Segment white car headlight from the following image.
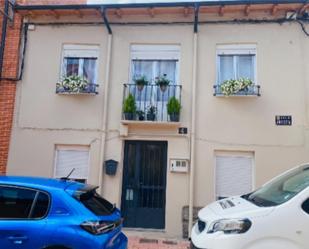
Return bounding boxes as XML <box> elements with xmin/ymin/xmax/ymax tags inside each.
<box><xmin>208</xmin><ymin>218</ymin><xmax>252</xmax><ymax>234</ymax></box>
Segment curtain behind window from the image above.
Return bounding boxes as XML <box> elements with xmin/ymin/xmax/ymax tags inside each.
<box><xmin>65</xmin><ymin>58</ymin><xmax>79</xmax><ymax>77</ymax></box>
<box><xmin>237</xmin><ymin>55</ymin><xmax>254</xmax><ymax>80</ymax></box>
<box><xmin>218</xmin><ymin>54</ymin><xmax>255</xmax><ymax>84</ymax></box>
<box><xmin>83</xmin><ymin>58</ymin><xmax>96</xmax><ymax>83</ymax></box>
<box><xmin>131</xmin><ymin>60</ymin><xmax>177</xmax><ymax>102</ymax></box>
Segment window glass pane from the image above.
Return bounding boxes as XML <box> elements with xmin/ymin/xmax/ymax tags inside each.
<box><xmin>0</xmin><ymin>186</ymin><xmax>36</xmax><ymax>218</ymax></box>
<box><xmin>245</xmin><ymin>166</ymin><xmax>309</xmax><ymax>207</ymax></box>
<box><xmin>302</xmin><ymin>199</ymin><xmax>309</xmax><ymax>214</ymax></box>
<box><xmin>31</xmin><ymin>192</ymin><xmax>49</xmax><ymax>219</ymax></box>
<box><xmin>65</xmin><ymin>58</ymin><xmax>79</xmax><ymax>77</ymax></box>
<box><xmin>131</xmin><ymin>60</ymin><xmax>154</xmax><ymax>102</ymax></box>
<box><xmin>237</xmin><ymin>55</ymin><xmax>254</xmax><ymax>81</ymax></box>
<box><xmin>132</xmin><ymin>60</ymin><xmax>153</xmax><ymax>83</ymax></box>
<box><xmin>83</xmin><ymin>58</ymin><xmax>96</xmax><ymax>83</ymax></box>
<box><xmin>79</xmin><ymin>191</ymin><xmax>114</xmax><ymax>216</ymax></box>
<box><xmin>219</xmin><ymin>55</ymin><xmax>234</xmax><ymax>83</ymax></box>
<box><xmin>157</xmin><ymin>60</ymin><xmax>177</xmax><ymax>102</ymax></box>
<box><xmin>158</xmin><ymin>60</ymin><xmax>176</xmax><ymax>84</ymax></box>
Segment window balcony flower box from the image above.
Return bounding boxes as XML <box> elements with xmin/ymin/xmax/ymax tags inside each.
<box><xmin>213</xmin><ymin>78</ymin><xmax>260</xmax><ymax>97</ymax></box>
<box><xmin>56</xmin><ymin>75</ymin><xmax>98</xmax><ymax>95</ymax></box>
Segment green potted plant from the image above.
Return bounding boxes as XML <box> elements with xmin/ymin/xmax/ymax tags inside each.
<box><xmin>147</xmin><ymin>105</ymin><xmax>157</xmax><ymax>121</ymax></box>
<box><xmin>167</xmin><ymin>96</ymin><xmax>181</xmax><ymax>122</ymax></box>
<box><xmin>136</xmin><ymin>110</ymin><xmax>145</xmax><ymax>121</ymax></box>
<box><xmin>220</xmin><ymin>78</ymin><xmax>253</xmax><ymax>96</ymax></box>
<box><xmin>155</xmin><ymin>74</ymin><xmax>170</xmax><ymax>92</ymax></box>
<box><xmin>134</xmin><ymin>75</ymin><xmax>149</xmax><ymax>91</ymax></box>
<box><xmin>123</xmin><ymin>93</ymin><xmax>137</xmax><ymax>120</ymax></box>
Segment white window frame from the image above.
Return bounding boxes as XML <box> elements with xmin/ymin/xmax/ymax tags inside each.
<box><xmin>214</xmin><ymin>151</ymin><xmax>255</xmax><ymax>200</ymax></box>
<box><xmin>60</xmin><ymin>44</ymin><xmax>100</xmax><ymax>83</ymax></box>
<box><xmin>54</xmin><ymin>145</ymin><xmax>90</xmax><ymax>182</ymax></box>
<box><xmin>216</xmin><ymin>44</ymin><xmax>257</xmax><ymax>84</ymax></box>
<box><xmin>129</xmin><ymin>44</ymin><xmax>181</xmax><ymax>85</ymax></box>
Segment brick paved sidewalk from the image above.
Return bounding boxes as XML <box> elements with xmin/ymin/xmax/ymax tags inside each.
<box><xmin>128</xmin><ymin>236</ymin><xmax>190</xmax><ymax>249</ymax></box>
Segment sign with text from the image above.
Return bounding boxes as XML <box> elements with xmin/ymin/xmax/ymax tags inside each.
<box><xmin>276</xmin><ymin>116</ymin><xmax>292</xmax><ymax>126</ymax></box>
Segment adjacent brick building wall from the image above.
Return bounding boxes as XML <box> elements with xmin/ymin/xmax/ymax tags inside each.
<box><xmin>0</xmin><ymin>0</ymin><xmax>22</xmax><ymax>175</ymax></box>
<box><xmin>0</xmin><ymin>0</ymin><xmax>87</xmax><ymax>174</ymax></box>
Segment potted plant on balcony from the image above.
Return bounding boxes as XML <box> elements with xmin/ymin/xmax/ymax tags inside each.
<box><xmin>136</xmin><ymin>110</ymin><xmax>145</xmax><ymax>121</ymax></box>
<box><xmin>220</xmin><ymin>78</ymin><xmax>253</xmax><ymax>96</ymax></box>
<box><xmin>146</xmin><ymin>105</ymin><xmax>157</xmax><ymax>121</ymax></box>
<box><xmin>167</xmin><ymin>96</ymin><xmax>181</xmax><ymax>122</ymax></box>
<box><xmin>123</xmin><ymin>93</ymin><xmax>137</xmax><ymax>120</ymax></box>
<box><xmin>155</xmin><ymin>74</ymin><xmax>170</xmax><ymax>92</ymax></box>
<box><xmin>56</xmin><ymin>75</ymin><xmax>88</xmax><ymax>93</ymax></box>
<box><xmin>134</xmin><ymin>75</ymin><xmax>148</xmax><ymax>91</ymax></box>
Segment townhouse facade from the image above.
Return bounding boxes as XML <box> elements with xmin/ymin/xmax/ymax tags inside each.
<box><xmin>4</xmin><ymin>0</ymin><xmax>309</xmax><ymax>238</ymax></box>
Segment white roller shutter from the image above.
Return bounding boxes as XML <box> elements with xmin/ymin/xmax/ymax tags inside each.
<box><xmin>131</xmin><ymin>44</ymin><xmax>180</xmax><ymax>60</ymax></box>
<box><xmin>215</xmin><ymin>154</ymin><xmax>253</xmax><ymax>199</ymax></box>
<box><xmin>62</xmin><ymin>44</ymin><xmax>99</xmax><ymax>58</ymax></box>
<box><xmin>54</xmin><ymin>146</ymin><xmax>90</xmax><ymax>180</ymax></box>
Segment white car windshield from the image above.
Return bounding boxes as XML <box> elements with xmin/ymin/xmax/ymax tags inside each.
<box><xmin>242</xmin><ymin>165</ymin><xmax>309</xmax><ymax>207</ymax></box>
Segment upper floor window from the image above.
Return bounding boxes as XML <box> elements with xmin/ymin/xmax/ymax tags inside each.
<box><xmin>123</xmin><ymin>45</ymin><xmax>182</xmax><ymax>122</ymax></box>
<box><xmin>131</xmin><ymin>44</ymin><xmax>180</xmax><ymax>84</ymax></box>
<box><xmin>61</xmin><ymin>44</ymin><xmax>99</xmax><ymax>84</ymax></box>
<box><xmin>57</xmin><ymin>45</ymin><xmax>99</xmax><ymax>94</ymax></box>
<box><xmin>217</xmin><ymin>44</ymin><xmax>256</xmax><ymax>84</ymax></box>
<box><xmin>214</xmin><ymin>44</ymin><xmax>259</xmax><ymax>96</ymax></box>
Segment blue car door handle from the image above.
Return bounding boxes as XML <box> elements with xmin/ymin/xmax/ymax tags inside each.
<box><xmin>8</xmin><ymin>236</ymin><xmax>28</xmax><ymax>244</ymax></box>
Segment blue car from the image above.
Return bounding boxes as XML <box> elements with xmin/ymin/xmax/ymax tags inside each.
<box><xmin>0</xmin><ymin>176</ymin><xmax>128</xmax><ymax>249</ymax></box>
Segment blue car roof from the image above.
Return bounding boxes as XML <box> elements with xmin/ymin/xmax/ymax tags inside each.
<box><xmin>0</xmin><ymin>176</ymin><xmax>85</xmax><ymax>192</ymax></box>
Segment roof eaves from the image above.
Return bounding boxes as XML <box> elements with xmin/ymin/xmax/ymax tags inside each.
<box><xmin>14</xmin><ymin>0</ymin><xmax>308</xmax><ymax>11</ymax></box>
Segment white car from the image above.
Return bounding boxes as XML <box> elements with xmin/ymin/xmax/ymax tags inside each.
<box><xmin>191</xmin><ymin>164</ymin><xmax>309</xmax><ymax>249</ymax></box>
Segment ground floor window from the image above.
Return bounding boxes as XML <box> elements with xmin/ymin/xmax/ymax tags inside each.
<box><xmin>54</xmin><ymin>145</ymin><xmax>90</xmax><ymax>183</ymax></box>
<box><xmin>215</xmin><ymin>152</ymin><xmax>254</xmax><ymax>200</ymax></box>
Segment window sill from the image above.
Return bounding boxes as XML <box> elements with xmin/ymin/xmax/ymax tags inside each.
<box><xmin>56</xmin><ymin>91</ymin><xmax>98</xmax><ymax>96</ymax></box>
<box><xmin>121</xmin><ymin>120</ymin><xmax>181</xmax><ymax>127</ymax></box>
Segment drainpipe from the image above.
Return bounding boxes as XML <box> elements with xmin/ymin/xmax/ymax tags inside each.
<box><xmin>98</xmin><ymin>8</ymin><xmax>113</xmax><ymax>194</ymax></box>
<box><xmin>0</xmin><ymin>0</ymin><xmax>10</xmax><ymax>78</ymax></box>
<box><xmin>188</xmin><ymin>4</ymin><xmax>199</xmax><ymax>238</ymax></box>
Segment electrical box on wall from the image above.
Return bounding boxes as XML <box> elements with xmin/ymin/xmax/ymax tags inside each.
<box><xmin>170</xmin><ymin>159</ymin><xmax>189</xmax><ymax>173</ymax></box>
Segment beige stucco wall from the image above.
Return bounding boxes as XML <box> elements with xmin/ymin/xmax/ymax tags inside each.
<box><xmin>7</xmin><ymin>15</ymin><xmax>309</xmax><ymax>238</ymax></box>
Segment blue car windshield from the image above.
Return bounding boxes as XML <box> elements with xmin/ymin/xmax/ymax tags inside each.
<box><xmin>242</xmin><ymin>165</ymin><xmax>309</xmax><ymax>207</ymax></box>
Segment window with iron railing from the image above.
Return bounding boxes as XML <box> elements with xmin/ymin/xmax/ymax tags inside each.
<box><xmin>214</xmin><ymin>44</ymin><xmax>260</xmax><ymax>96</ymax></box>
<box><xmin>123</xmin><ymin>45</ymin><xmax>182</xmax><ymax>122</ymax></box>
<box><xmin>122</xmin><ymin>83</ymin><xmax>182</xmax><ymax>122</ymax></box>
<box><xmin>56</xmin><ymin>45</ymin><xmax>99</xmax><ymax>95</ymax></box>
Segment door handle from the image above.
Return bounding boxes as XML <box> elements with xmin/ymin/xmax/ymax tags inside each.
<box><xmin>8</xmin><ymin>236</ymin><xmax>28</xmax><ymax>244</ymax></box>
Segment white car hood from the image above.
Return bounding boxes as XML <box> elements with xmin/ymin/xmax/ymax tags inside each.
<box><xmin>199</xmin><ymin>196</ymin><xmax>275</xmax><ymax>220</ymax></box>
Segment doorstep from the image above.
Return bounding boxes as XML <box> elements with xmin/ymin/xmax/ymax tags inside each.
<box><xmin>127</xmin><ymin>236</ymin><xmax>190</xmax><ymax>249</ymax></box>
<box><xmin>125</xmin><ymin>230</ymin><xmax>190</xmax><ymax>249</ymax></box>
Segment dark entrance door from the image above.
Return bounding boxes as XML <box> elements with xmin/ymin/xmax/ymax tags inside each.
<box><xmin>121</xmin><ymin>140</ymin><xmax>167</xmax><ymax>229</ymax></box>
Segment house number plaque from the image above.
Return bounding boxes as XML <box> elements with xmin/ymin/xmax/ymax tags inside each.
<box><xmin>178</xmin><ymin>127</ymin><xmax>188</xmax><ymax>134</ymax></box>
<box><xmin>276</xmin><ymin>115</ymin><xmax>292</xmax><ymax>126</ymax></box>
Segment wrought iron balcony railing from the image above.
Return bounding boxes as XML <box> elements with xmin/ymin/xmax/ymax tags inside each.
<box><xmin>56</xmin><ymin>83</ymin><xmax>99</xmax><ymax>95</ymax></box>
<box><xmin>122</xmin><ymin>83</ymin><xmax>182</xmax><ymax>122</ymax></box>
<box><xmin>213</xmin><ymin>84</ymin><xmax>261</xmax><ymax>97</ymax></box>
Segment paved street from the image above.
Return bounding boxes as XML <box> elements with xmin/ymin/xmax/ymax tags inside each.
<box><xmin>128</xmin><ymin>236</ymin><xmax>190</xmax><ymax>249</ymax></box>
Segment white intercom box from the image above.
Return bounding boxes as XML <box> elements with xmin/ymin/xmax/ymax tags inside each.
<box><xmin>170</xmin><ymin>159</ymin><xmax>189</xmax><ymax>173</ymax></box>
